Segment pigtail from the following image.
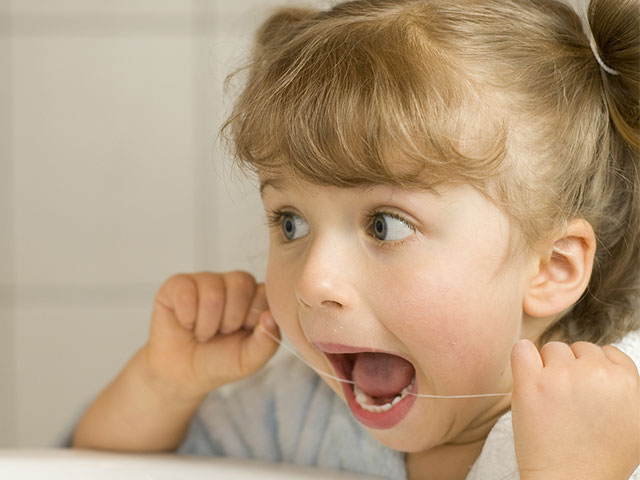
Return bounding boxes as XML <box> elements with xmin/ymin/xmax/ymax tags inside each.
<box><xmin>553</xmin><ymin>0</ymin><xmax>640</xmax><ymax>344</ymax></box>
<box><xmin>588</xmin><ymin>0</ymin><xmax>640</xmax><ymax>150</ymax></box>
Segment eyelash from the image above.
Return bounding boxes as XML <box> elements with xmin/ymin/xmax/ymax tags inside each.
<box><xmin>265</xmin><ymin>208</ymin><xmax>417</xmax><ymax>248</ymax></box>
<box><xmin>366</xmin><ymin>209</ymin><xmax>416</xmax><ymax>248</ymax></box>
<box><xmin>265</xmin><ymin>208</ymin><xmax>291</xmax><ymax>230</ymax></box>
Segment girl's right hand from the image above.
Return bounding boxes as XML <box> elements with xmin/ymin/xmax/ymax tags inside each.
<box><xmin>143</xmin><ymin>271</ymin><xmax>281</xmax><ymax>400</ymax></box>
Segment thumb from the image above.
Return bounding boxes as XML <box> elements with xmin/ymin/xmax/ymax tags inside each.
<box><xmin>510</xmin><ymin>339</ymin><xmax>543</xmax><ymax>386</ymax></box>
<box><xmin>238</xmin><ymin>310</ymin><xmax>281</xmax><ymax>374</ymax></box>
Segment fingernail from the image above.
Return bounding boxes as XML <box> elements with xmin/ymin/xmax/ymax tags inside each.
<box><xmin>512</xmin><ymin>338</ymin><xmax>536</xmax><ymax>355</ymax></box>
<box><xmin>262</xmin><ymin>311</ymin><xmax>276</xmax><ymax>330</ymax></box>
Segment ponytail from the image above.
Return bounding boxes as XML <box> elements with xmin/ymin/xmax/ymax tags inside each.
<box><xmin>588</xmin><ymin>0</ymin><xmax>639</xmax><ymax>150</ymax></box>
<box><xmin>549</xmin><ymin>0</ymin><xmax>640</xmax><ymax>344</ymax></box>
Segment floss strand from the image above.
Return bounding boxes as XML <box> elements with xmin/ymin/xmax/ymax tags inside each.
<box><xmin>259</xmin><ymin>326</ymin><xmax>512</xmax><ymax>399</ymax></box>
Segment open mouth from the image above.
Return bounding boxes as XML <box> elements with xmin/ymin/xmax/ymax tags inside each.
<box><xmin>324</xmin><ymin>350</ymin><xmax>418</xmax><ymax>428</ymax></box>
<box><xmin>353</xmin><ymin>375</ymin><xmax>416</xmax><ymax>412</ymax></box>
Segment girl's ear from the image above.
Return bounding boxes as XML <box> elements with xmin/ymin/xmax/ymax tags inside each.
<box><xmin>523</xmin><ymin>219</ymin><xmax>596</xmax><ymax>318</ymax></box>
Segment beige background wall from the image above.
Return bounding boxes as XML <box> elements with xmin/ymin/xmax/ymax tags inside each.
<box><xmin>0</xmin><ymin>0</ymin><xmax>303</xmax><ymax>447</ymax></box>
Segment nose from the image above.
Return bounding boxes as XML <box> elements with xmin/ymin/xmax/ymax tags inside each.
<box><xmin>295</xmin><ymin>234</ymin><xmax>356</xmax><ymax>312</ymax></box>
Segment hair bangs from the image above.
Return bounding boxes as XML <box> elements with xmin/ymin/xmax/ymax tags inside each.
<box><xmin>224</xmin><ymin>6</ymin><xmax>508</xmax><ymax>189</ymax></box>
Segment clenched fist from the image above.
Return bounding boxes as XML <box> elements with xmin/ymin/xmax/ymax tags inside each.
<box><xmin>144</xmin><ymin>271</ymin><xmax>281</xmax><ymax>400</ymax></box>
<box><xmin>511</xmin><ymin>339</ymin><xmax>640</xmax><ymax>480</ymax></box>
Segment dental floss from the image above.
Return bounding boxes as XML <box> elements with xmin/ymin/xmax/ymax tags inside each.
<box><xmin>260</xmin><ymin>326</ymin><xmax>512</xmax><ymax>399</ymax></box>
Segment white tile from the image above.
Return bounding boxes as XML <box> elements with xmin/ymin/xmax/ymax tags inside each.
<box><xmin>15</xmin><ymin>304</ymin><xmax>150</xmax><ymax>447</ymax></box>
<box><xmin>12</xmin><ymin>36</ymin><xmax>197</xmax><ymax>287</ymax></box>
<box><xmin>211</xmin><ymin>168</ymin><xmax>269</xmax><ymax>278</ymax></box>
<box><xmin>189</xmin><ymin>27</ymin><xmax>270</xmax><ymax>278</ymax></box>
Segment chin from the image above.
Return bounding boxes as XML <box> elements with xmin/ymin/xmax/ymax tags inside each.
<box><xmin>364</xmin><ymin>422</ymin><xmax>438</xmax><ymax>453</ymax></box>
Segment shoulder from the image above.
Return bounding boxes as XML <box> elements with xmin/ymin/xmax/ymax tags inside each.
<box><xmin>466</xmin><ymin>410</ymin><xmax>517</xmax><ymax>480</ymax></box>
<box><xmin>468</xmin><ymin>329</ymin><xmax>640</xmax><ymax>480</ymax></box>
<box><xmin>613</xmin><ymin>328</ymin><xmax>640</xmax><ymax>372</ymax></box>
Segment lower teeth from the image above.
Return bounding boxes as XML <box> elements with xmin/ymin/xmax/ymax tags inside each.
<box><xmin>353</xmin><ymin>376</ymin><xmax>415</xmax><ymax>413</ymax></box>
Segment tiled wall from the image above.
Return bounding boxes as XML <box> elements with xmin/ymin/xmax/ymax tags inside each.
<box><xmin>0</xmin><ymin>0</ymin><xmax>288</xmax><ymax>447</ymax></box>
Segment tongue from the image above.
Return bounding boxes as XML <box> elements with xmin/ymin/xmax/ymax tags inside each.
<box><xmin>352</xmin><ymin>352</ymin><xmax>415</xmax><ymax>398</ymax></box>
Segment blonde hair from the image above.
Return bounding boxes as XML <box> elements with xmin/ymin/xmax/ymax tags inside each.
<box><xmin>223</xmin><ymin>0</ymin><xmax>640</xmax><ymax>345</ymax></box>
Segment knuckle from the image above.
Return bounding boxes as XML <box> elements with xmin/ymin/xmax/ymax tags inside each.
<box><xmin>570</xmin><ymin>340</ymin><xmax>591</xmax><ymax>348</ymax></box>
<box><xmin>168</xmin><ymin>274</ymin><xmax>195</xmax><ymax>296</ymax></box>
<box><xmin>540</xmin><ymin>341</ymin><xmax>568</xmax><ymax>355</ymax></box>
<box><xmin>202</xmin><ymin>287</ymin><xmax>224</xmax><ymax>311</ymax></box>
<box><xmin>167</xmin><ymin>272</ymin><xmax>190</xmax><ymax>288</ymax></box>
<box><xmin>226</xmin><ymin>271</ymin><xmax>256</xmax><ymax>297</ymax></box>
<box><xmin>162</xmin><ymin>274</ymin><xmax>197</xmax><ymax>305</ymax></box>
<box><xmin>590</xmin><ymin>364</ymin><xmax>609</xmax><ymax>382</ymax></box>
<box><xmin>178</xmin><ymin>288</ymin><xmax>198</xmax><ymax>307</ymax></box>
<box><xmin>200</xmin><ymin>284</ymin><xmax>221</xmax><ymax>300</ymax></box>
<box><xmin>195</xmin><ymin>273</ymin><xmax>224</xmax><ymax>305</ymax></box>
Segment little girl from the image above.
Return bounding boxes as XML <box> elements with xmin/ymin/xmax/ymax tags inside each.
<box><xmin>72</xmin><ymin>0</ymin><xmax>640</xmax><ymax>478</ymax></box>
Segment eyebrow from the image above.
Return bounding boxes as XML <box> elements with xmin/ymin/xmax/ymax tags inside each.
<box><xmin>259</xmin><ymin>178</ymin><xmax>284</xmax><ymax>196</ymax></box>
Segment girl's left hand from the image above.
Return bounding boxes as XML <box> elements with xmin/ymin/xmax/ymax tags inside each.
<box><xmin>510</xmin><ymin>339</ymin><xmax>640</xmax><ymax>480</ymax></box>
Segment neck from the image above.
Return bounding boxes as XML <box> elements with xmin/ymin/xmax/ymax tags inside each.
<box><xmin>405</xmin><ymin>402</ymin><xmax>510</xmax><ymax>480</ymax></box>
<box><xmin>406</xmin><ymin>438</ymin><xmax>486</xmax><ymax>480</ymax></box>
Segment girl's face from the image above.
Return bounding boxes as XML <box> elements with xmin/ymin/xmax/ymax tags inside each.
<box><xmin>262</xmin><ymin>178</ymin><xmax>538</xmax><ymax>452</ymax></box>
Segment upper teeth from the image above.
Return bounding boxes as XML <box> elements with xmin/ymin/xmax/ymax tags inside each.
<box><xmin>353</xmin><ymin>375</ymin><xmax>415</xmax><ymax>413</ymax></box>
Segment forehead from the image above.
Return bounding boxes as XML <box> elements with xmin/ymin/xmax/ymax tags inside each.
<box><xmin>258</xmin><ymin>175</ymin><xmax>415</xmax><ymax>200</ymax></box>
<box><xmin>258</xmin><ymin>173</ymin><xmax>458</xmax><ymax>213</ymax></box>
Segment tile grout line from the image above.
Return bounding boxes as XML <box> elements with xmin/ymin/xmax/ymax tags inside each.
<box><xmin>11</xmin><ymin>283</ymin><xmax>159</xmax><ymax>308</ymax></box>
<box><xmin>4</xmin><ymin>0</ymin><xmax>16</xmax><ymax>447</ymax></box>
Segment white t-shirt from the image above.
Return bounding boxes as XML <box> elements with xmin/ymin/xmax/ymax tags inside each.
<box><xmin>179</xmin><ymin>330</ymin><xmax>640</xmax><ymax>479</ymax></box>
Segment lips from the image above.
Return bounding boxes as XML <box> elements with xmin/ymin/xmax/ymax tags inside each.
<box><xmin>315</xmin><ymin>343</ymin><xmax>419</xmax><ymax>430</ymax></box>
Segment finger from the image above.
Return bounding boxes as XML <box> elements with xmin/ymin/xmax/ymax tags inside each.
<box><xmin>569</xmin><ymin>341</ymin><xmax>605</xmax><ymax>360</ymax></box>
<box><xmin>602</xmin><ymin>344</ymin><xmax>639</xmax><ymax>371</ymax></box>
<box><xmin>511</xmin><ymin>339</ymin><xmax>543</xmax><ymax>382</ymax></box>
<box><xmin>219</xmin><ymin>271</ymin><xmax>257</xmax><ymax>335</ymax></box>
<box><xmin>539</xmin><ymin>341</ymin><xmax>575</xmax><ymax>367</ymax></box>
<box><xmin>244</xmin><ymin>283</ymin><xmax>268</xmax><ymax>330</ymax></box>
<box><xmin>156</xmin><ymin>274</ymin><xmax>198</xmax><ymax>331</ymax></box>
<box><xmin>238</xmin><ymin>310</ymin><xmax>281</xmax><ymax>373</ymax></box>
<box><xmin>192</xmin><ymin>273</ymin><xmax>225</xmax><ymax>343</ymax></box>
<box><xmin>203</xmin><ymin>310</ymin><xmax>281</xmax><ymax>386</ymax></box>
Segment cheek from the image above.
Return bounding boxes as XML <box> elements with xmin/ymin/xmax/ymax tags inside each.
<box><xmin>265</xmin><ymin>254</ymin><xmax>294</xmax><ymax>328</ymax></box>
<box><xmin>265</xmin><ymin>252</ymin><xmax>312</xmax><ymax>348</ymax></box>
<box><xmin>378</xmin><ymin>259</ymin><xmax>522</xmax><ymax>388</ymax></box>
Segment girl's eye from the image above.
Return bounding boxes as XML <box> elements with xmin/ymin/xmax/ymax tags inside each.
<box><xmin>281</xmin><ymin>213</ymin><xmax>309</xmax><ymax>241</ymax></box>
<box><xmin>370</xmin><ymin>213</ymin><xmax>414</xmax><ymax>241</ymax></box>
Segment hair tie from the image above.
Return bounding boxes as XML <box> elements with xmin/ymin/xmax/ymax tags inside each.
<box><xmin>589</xmin><ymin>37</ymin><xmax>620</xmax><ymax>76</ymax></box>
